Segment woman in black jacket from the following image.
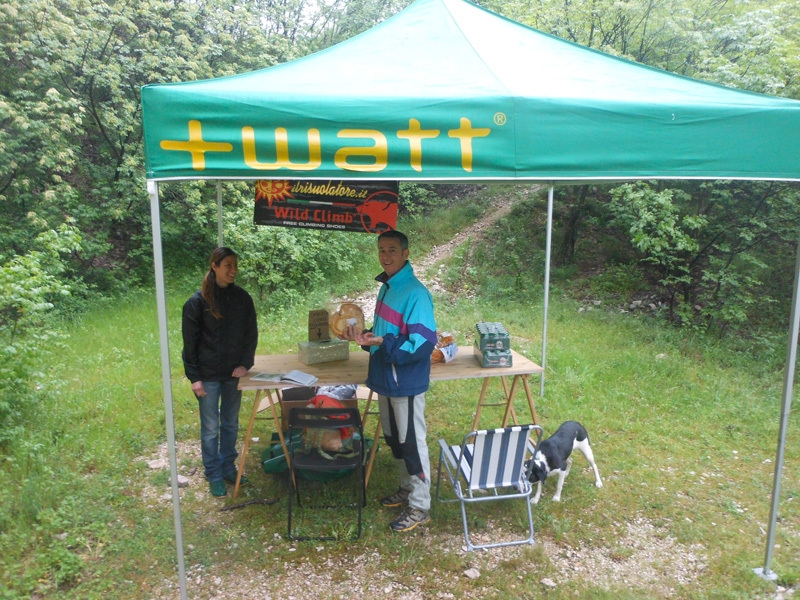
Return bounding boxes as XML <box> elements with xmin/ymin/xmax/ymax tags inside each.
<box><xmin>182</xmin><ymin>247</ymin><xmax>258</xmax><ymax>498</ymax></box>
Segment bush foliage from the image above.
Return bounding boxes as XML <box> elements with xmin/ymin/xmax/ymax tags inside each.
<box><xmin>0</xmin><ymin>222</ymin><xmax>81</xmax><ymax>445</ymax></box>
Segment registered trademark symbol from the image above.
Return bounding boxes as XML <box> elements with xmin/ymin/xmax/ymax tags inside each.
<box><xmin>494</xmin><ymin>112</ymin><xmax>507</xmax><ymax>126</ymax></box>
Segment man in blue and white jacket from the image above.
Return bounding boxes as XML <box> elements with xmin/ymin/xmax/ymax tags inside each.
<box><xmin>343</xmin><ymin>230</ymin><xmax>437</xmax><ymax>532</ymax></box>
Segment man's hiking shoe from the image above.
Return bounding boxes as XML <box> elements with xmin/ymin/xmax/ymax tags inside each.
<box><xmin>380</xmin><ymin>488</ymin><xmax>410</xmax><ymax>508</ymax></box>
<box><xmin>223</xmin><ymin>471</ymin><xmax>248</xmax><ymax>486</ymax></box>
<box><xmin>209</xmin><ymin>479</ymin><xmax>227</xmax><ymax>497</ymax></box>
<box><xmin>390</xmin><ymin>507</ymin><xmax>430</xmax><ymax>532</ymax></box>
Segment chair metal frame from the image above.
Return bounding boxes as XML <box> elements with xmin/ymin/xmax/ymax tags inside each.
<box><xmin>287</xmin><ymin>407</ymin><xmax>365</xmax><ymax>541</ymax></box>
<box><xmin>435</xmin><ymin>424</ymin><xmax>543</xmax><ymax>551</ymax></box>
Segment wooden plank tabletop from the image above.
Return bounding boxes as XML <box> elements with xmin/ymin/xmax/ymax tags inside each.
<box><xmin>239</xmin><ymin>345</ymin><xmax>542</xmax><ymax>391</ymax></box>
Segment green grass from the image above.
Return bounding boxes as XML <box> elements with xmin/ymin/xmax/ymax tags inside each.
<box><xmin>1</xmin><ymin>195</ymin><xmax>799</xmax><ymax>598</ymax></box>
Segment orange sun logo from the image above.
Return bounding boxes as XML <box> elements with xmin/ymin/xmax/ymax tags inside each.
<box><xmin>255</xmin><ymin>180</ymin><xmax>294</xmax><ymax>207</ymax></box>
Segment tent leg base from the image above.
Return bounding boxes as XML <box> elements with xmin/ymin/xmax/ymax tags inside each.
<box><xmin>753</xmin><ymin>567</ymin><xmax>778</xmax><ymax>581</ymax></box>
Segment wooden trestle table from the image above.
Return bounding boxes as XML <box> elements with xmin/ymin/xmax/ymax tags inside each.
<box><xmin>234</xmin><ymin>345</ymin><xmax>543</xmax><ymax>497</ymax></box>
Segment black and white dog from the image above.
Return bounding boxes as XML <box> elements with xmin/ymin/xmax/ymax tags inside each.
<box><xmin>528</xmin><ymin>421</ymin><xmax>602</xmax><ymax>504</ymax></box>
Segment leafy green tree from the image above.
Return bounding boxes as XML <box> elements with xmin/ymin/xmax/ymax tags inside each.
<box><xmin>485</xmin><ymin>0</ymin><xmax>800</xmax><ymax>99</ymax></box>
<box><xmin>398</xmin><ymin>183</ymin><xmax>446</xmax><ymax>220</ymax></box>
<box><xmin>608</xmin><ymin>182</ymin><xmax>705</xmax><ymax>319</ymax></box>
<box><xmin>1</xmin><ymin>0</ymin><xmax>397</xmax><ymax>296</ymax></box>
<box><xmin>600</xmin><ymin>180</ymin><xmax>800</xmax><ymax>334</ymax></box>
<box><xmin>0</xmin><ymin>221</ymin><xmax>81</xmax><ymax>444</ymax></box>
<box><xmin>307</xmin><ymin>0</ymin><xmax>411</xmax><ymax>50</ymax></box>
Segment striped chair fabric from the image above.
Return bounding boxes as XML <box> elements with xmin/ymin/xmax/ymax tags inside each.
<box><xmin>449</xmin><ymin>426</ymin><xmax>530</xmax><ymax>491</ymax></box>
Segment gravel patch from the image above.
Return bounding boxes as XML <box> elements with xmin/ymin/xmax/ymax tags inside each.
<box><xmin>540</xmin><ymin>518</ymin><xmax>706</xmax><ymax>594</ymax></box>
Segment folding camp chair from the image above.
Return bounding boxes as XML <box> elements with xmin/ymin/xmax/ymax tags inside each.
<box><xmin>287</xmin><ymin>407</ymin><xmax>365</xmax><ymax>541</ymax></box>
<box><xmin>435</xmin><ymin>424</ymin><xmax>543</xmax><ymax>551</ymax></box>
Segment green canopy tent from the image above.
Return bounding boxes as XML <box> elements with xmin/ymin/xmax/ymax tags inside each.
<box><xmin>142</xmin><ymin>0</ymin><xmax>800</xmax><ymax>181</ymax></box>
<box><xmin>140</xmin><ymin>0</ymin><xmax>800</xmax><ymax>596</ymax></box>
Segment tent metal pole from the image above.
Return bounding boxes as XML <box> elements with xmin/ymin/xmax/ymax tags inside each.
<box><xmin>540</xmin><ymin>185</ymin><xmax>554</xmax><ymax>397</ymax></box>
<box><xmin>754</xmin><ymin>233</ymin><xmax>800</xmax><ymax>581</ymax></box>
<box><xmin>148</xmin><ymin>180</ymin><xmax>189</xmax><ymax>600</ymax></box>
<box><xmin>217</xmin><ymin>181</ymin><xmax>223</xmax><ymax>246</ymax></box>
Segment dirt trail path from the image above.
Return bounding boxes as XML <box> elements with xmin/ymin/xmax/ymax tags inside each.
<box><xmin>417</xmin><ymin>193</ymin><xmax>520</xmax><ymax>275</ymax></box>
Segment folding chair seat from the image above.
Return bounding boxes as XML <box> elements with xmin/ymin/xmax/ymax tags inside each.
<box><xmin>435</xmin><ymin>424</ymin><xmax>543</xmax><ymax>551</ymax></box>
<box><xmin>287</xmin><ymin>407</ymin><xmax>365</xmax><ymax>541</ymax></box>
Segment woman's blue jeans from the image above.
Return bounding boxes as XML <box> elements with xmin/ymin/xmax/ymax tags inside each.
<box><xmin>197</xmin><ymin>378</ymin><xmax>242</xmax><ymax>482</ymax></box>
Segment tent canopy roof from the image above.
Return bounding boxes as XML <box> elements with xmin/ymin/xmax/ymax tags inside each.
<box><xmin>141</xmin><ymin>0</ymin><xmax>800</xmax><ymax>182</ymax></box>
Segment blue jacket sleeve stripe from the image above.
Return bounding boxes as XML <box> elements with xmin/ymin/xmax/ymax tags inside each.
<box><xmin>407</xmin><ymin>322</ymin><xmax>437</xmax><ymax>346</ymax></box>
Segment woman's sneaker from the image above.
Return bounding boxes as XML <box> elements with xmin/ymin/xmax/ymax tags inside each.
<box><xmin>390</xmin><ymin>507</ymin><xmax>430</xmax><ymax>532</ymax></box>
<box><xmin>209</xmin><ymin>479</ymin><xmax>227</xmax><ymax>497</ymax></box>
<box><xmin>379</xmin><ymin>488</ymin><xmax>411</xmax><ymax>508</ymax></box>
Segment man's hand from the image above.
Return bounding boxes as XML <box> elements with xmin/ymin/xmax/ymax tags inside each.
<box><xmin>342</xmin><ymin>324</ymin><xmax>383</xmax><ymax>346</ymax></box>
<box><xmin>340</xmin><ymin>323</ymin><xmax>360</xmax><ymax>341</ymax></box>
<box><xmin>355</xmin><ymin>330</ymin><xmax>383</xmax><ymax>347</ymax></box>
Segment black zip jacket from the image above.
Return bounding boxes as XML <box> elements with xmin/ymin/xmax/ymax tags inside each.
<box><xmin>181</xmin><ymin>284</ymin><xmax>258</xmax><ymax>383</ymax></box>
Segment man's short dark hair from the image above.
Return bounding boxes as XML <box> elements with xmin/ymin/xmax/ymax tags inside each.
<box><xmin>378</xmin><ymin>230</ymin><xmax>409</xmax><ymax>251</ymax></box>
